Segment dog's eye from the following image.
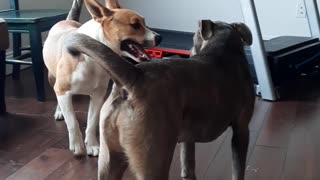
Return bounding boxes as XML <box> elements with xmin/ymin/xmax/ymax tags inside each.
<box><xmin>131</xmin><ymin>22</ymin><xmax>141</xmax><ymax>30</ymax></box>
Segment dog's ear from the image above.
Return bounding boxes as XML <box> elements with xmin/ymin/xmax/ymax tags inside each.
<box><xmin>85</xmin><ymin>0</ymin><xmax>113</xmax><ymax>22</ymax></box>
<box><xmin>231</xmin><ymin>23</ymin><xmax>253</xmax><ymax>46</ymax></box>
<box><xmin>106</xmin><ymin>0</ymin><xmax>121</xmax><ymax>9</ymax></box>
<box><xmin>199</xmin><ymin>20</ymin><xmax>215</xmax><ymax>41</ymax></box>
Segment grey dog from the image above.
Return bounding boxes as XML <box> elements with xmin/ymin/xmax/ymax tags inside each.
<box><xmin>65</xmin><ymin>19</ymin><xmax>255</xmax><ymax>180</ymax></box>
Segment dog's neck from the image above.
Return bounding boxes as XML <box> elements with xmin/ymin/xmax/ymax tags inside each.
<box><xmin>196</xmin><ymin>32</ymin><xmax>244</xmax><ymax>61</ymax></box>
<box><xmin>77</xmin><ymin>19</ymin><xmax>120</xmax><ymax>54</ymax></box>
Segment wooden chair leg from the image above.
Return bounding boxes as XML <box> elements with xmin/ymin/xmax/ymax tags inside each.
<box><xmin>29</xmin><ymin>26</ymin><xmax>45</xmax><ymax>101</ymax></box>
<box><xmin>0</xmin><ymin>50</ymin><xmax>6</xmax><ymax>114</ymax></box>
<box><xmin>12</xmin><ymin>33</ymin><xmax>21</xmax><ymax>80</ymax></box>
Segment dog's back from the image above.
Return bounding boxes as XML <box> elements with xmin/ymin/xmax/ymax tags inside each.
<box><xmin>133</xmin><ymin>51</ymin><xmax>254</xmax><ymax>141</ymax></box>
<box><xmin>43</xmin><ymin>0</ymin><xmax>83</xmax><ymax>77</ymax></box>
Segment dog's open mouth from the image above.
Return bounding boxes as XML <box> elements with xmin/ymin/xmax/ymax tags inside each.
<box><xmin>120</xmin><ymin>40</ymin><xmax>151</xmax><ymax>62</ymax></box>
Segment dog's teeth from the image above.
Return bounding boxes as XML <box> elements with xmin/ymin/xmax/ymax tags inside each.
<box><xmin>130</xmin><ymin>45</ymin><xmax>135</xmax><ymax>51</ymax></box>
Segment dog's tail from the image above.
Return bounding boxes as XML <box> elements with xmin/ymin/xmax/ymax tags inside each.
<box><xmin>66</xmin><ymin>0</ymin><xmax>84</xmax><ymax>22</ymax></box>
<box><xmin>65</xmin><ymin>33</ymin><xmax>141</xmax><ymax>91</ymax></box>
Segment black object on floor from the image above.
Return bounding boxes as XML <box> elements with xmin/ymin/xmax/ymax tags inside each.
<box><xmin>152</xmin><ymin>28</ymin><xmax>194</xmax><ymax>51</ymax></box>
<box><xmin>245</xmin><ymin>36</ymin><xmax>320</xmax><ymax>85</ymax></box>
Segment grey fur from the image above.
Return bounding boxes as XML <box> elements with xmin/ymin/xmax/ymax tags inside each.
<box><xmin>66</xmin><ymin>20</ymin><xmax>255</xmax><ymax>180</ymax></box>
<box><xmin>66</xmin><ymin>0</ymin><xmax>84</xmax><ymax>21</ymax></box>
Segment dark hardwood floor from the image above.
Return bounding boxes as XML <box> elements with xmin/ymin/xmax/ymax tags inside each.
<box><xmin>1</xmin><ymin>68</ymin><xmax>320</xmax><ymax>180</ymax></box>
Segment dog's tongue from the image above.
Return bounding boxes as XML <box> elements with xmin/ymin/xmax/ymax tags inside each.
<box><xmin>132</xmin><ymin>43</ymin><xmax>152</xmax><ymax>61</ymax></box>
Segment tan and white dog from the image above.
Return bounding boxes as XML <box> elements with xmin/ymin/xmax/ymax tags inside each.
<box><xmin>43</xmin><ymin>0</ymin><xmax>161</xmax><ymax>156</ymax></box>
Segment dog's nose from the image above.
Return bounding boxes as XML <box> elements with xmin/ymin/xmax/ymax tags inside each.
<box><xmin>155</xmin><ymin>35</ymin><xmax>162</xmax><ymax>46</ymax></box>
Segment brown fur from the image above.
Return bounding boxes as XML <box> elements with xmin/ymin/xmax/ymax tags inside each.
<box><xmin>43</xmin><ymin>0</ymin><xmax>160</xmax><ymax>156</ymax></box>
<box><xmin>102</xmin><ymin>9</ymin><xmax>147</xmax><ymax>46</ymax></box>
<box><xmin>43</xmin><ymin>20</ymin><xmax>81</xmax><ymax>95</ymax></box>
<box><xmin>65</xmin><ymin>20</ymin><xmax>255</xmax><ymax>180</ymax></box>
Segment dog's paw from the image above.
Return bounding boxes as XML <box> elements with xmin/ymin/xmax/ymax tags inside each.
<box><xmin>182</xmin><ymin>178</ymin><xmax>197</xmax><ymax>180</ymax></box>
<box><xmin>86</xmin><ymin>145</ymin><xmax>99</xmax><ymax>156</ymax></box>
<box><xmin>85</xmin><ymin>136</ymin><xmax>99</xmax><ymax>156</ymax></box>
<box><xmin>181</xmin><ymin>169</ymin><xmax>197</xmax><ymax>180</ymax></box>
<box><xmin>54</xmin><ymin>109</ymin><xmax>64</xmax><ymax>121</ymax></box>
<box><xmin>69</xmin><ymin>132</ymin><xmax>86</xmax><ymax>156</ymax></box>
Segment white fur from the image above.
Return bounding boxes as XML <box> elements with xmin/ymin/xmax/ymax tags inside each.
<box><xmin>144</xmin><ymin>27</ymin><xmax>158</xmax><ymax>47</ymax></box>
<box><xmin>46</xmin><ymin>13</ymin><xmax>158</xmax><ymax>156</ymax></box>
<box><xmin>57</xmin><ymin>93</ymin><xmax>86</xmax><ymax>155</ymax></box>
<box><xmin>54</xmin><ymin>105</ymin><xmax>64</xmax><ymax>120</ymax></box>
<box><xmin>78</xmin><ymin>20</ymin><xmax>122</xmax><ymax>55</ymax></box>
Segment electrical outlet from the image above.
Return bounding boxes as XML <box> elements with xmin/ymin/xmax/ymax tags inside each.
<box><xmin>296</xmin><ymin>2</ymin><xmax>307</xmax><ymax>18</ymax></box>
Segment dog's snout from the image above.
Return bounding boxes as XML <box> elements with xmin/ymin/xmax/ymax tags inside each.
<box><xmin>154</xmin><ymin>35</ymin><xmax>162</xmax><ymax>46</ymax></box>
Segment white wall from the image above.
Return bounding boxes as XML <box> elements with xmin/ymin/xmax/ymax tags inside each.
<box><xmin>1</xmin><ymin>0</ymin><xmax>320</xmax><ymax>63</ymax></box>
<box><xmin>120</xmin><ymin>0</ymin><xmax>315</xmax><ymax>38</ymax></box>
<box><xmin>1</xmin><ymin>0</ymin><xmax>319</xmax><ymax>40</ymax></box>
<box><xmin>17</xmin><ymin>0</ymin><xmax>91</xmax><ymax>22</ymax></box>
<box><xmin>121</xmin><ymin>0</ymin><xmax>244</xmax><ymax>32</ymax></box>
<box><xmin>0</xmin><ymin>0</ymin><xmax>318</xmax><ymax>42</ymax></box>
<box><xmin>255</xmin><ymin>0</ymin><xmax>311</xmax><ymax>38</ymax></box>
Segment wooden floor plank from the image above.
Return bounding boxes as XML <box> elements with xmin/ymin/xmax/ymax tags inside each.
<box><xmin>45</xmin><ymin>156</ymin><xmax>98</xmax><ymax>180</ymax></box>
<box><xmin>0</xmin><ymin>161</ymin><xmax>23</xmax><ymax>180</ymax></box>
<box><xmin>202</xmin><ymin>130</ymin><xmax>258</xmax><ymax>180</ymax></box>
<box><xmin>281</xmin><ymin>104</ymin><xmax>320</xmax><ymax>180</ymax></box>
<box><xmin>245</xmin><ymin>146</ymin><xmax>286</xmax><ymax>180</ymax></box>
<box><xmin>0</xmin><ymin>131</ymin><xmax>64</xmax><ymax>165</ymax></box>
<box><xmin>195</xmin><ymin>130</ymin><xmax>229</xmax><ymax>180</ymax></box>
<box><xmin>281</xmin><ymin>126</ymin><xmax>317</xmax><ymax>180</ymax></box>
<box><xmin>256</xmin><ymin>101</ymin><xmax>297</xmax><ymax>148</ymax></box>
<box><xmin>5</xmin><ymin>148</ymin><xmax>74</xmax><ymax>180</ymax></box>
<box><xmin>249</xmin><ymin>98</ymin><xmax>271</xmax><ymax>132</ymax></box>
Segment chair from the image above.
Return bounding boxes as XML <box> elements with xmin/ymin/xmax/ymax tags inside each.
<box><xmin>0</xmin><ymin>19</ymin><xmax>9</xmax><ymax>139</ymax></box>
<box><xmin>0</xmin><ymin>0</ymin><xmax>68</xmax><ymax>101</ymax></box>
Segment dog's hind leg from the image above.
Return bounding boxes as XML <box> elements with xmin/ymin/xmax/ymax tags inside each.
<box><xmin>57</xmin><ymin>93</ymin><xmax>85</xmax><ymax>156</ymax></box>
<box><xmin>180</xmin><ymin>142</ymin><xmax>197</xmax><ymax>180</ymax></box>
<box><xmin>124</xmin><ymin>137</ymin><xmax>176</xmax><ymax>180</ymax></box>
<box><xmin>85</xmin><ymin>87</ymin><xmax>108</xmax><ymax>156</ymax></box>
<box><xmin>98</xmin><ymin>92</ymin><xmax>128</xmax><ymax>180</ymax></box>
<box><xmin>231</xmin><ymin>122</ymin><xmax>249</xmax><ymax>180</ymax></box>
<box><xmin>48</xmin><ymin>73</ymin><xmax>64</xmax><ymax>120</ymax></box>
<box><xmin>98</xmin><ymin>143</ymin><xmax>128</xmax><ymax>180</ymax></box>
<box><xmin>121</xmin><ymin>120</ymin><xmax>177</xmax><ymax>180</ymax></box>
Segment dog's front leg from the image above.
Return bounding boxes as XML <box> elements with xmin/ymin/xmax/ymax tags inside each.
<box><xmin>48</xmin><ymin>73</ymin><xmax>64</xmax><ymax>121</ymax></box>
<box><xmin>57</xmin><ymin>93</ymin><xmax>85</xmax><ymax>156</ymax></box>
<box><xmin>54</xmin><ymin>104</ymin><xmax>64</xmax><ymax>120</ymax></box>
<box><xmin>231</xmin><ymin>124</ymin><xmax>249</xmax><ymax>180</ymax></box>
<box><xmin>180</xmin><ymin>142</ymin><xmax>197</xmax><ymax>180</ymax></box>
<box><xmin>85</xmin><ymin>88</ymin><xmax>107</xmax><ymax>156</ymax></box>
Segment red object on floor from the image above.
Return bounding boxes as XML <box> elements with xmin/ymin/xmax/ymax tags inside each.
<box><xmin>146</xmin><ymin>47</ymin><xmax>190</xmax><ymax>59</ymax></box>
<box><xmin>145</xmin><ymin>49</ymin><xmax>163</xmax><ymax>59</ymax></box>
